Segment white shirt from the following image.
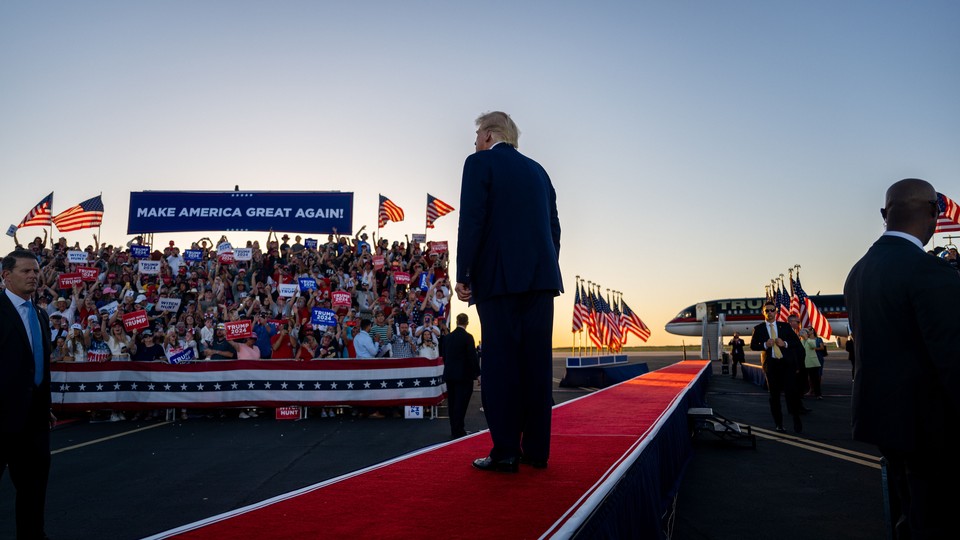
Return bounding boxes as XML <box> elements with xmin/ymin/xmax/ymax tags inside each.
<box><xmin>6</xmin><ymin>288</ymin><xmax>39</xmax><ymax>355</ymax></box>
<box><xmin>883</xmin><ymin>231</ymin><xmax>925</xmax><ymax>251</ymax></box>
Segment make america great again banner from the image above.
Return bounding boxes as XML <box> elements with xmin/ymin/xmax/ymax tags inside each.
<box><xmin>127</xmin><ymin>191</ymin><xmax>353</xmax><ymax>234</ymax></box>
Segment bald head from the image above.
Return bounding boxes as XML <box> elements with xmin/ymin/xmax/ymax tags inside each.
<box><xmin>882</xmin><ymin>178</ymin><xmax>939</xmax><ymax>244</ymax></box>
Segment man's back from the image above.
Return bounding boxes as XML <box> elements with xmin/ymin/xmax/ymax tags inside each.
<box><xmin>456</xmin><ymin>144</ymin><xmax>562</xmax><ymax>303</ymax></box>
<box><xmin>844</xmin><ymin>234</ymin><xmax>960</xmax><ymax>452</ymax></box>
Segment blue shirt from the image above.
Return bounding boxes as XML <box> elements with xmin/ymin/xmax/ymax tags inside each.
<box><xmin>253</xmin><ymin>322</ymin><xmax>276</xmax><ymax>358</ymax></box>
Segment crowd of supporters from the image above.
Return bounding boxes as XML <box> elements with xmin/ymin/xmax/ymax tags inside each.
<box><xmin>13</xmin><ymin>225</ymin><xmax>453</xmax><ymax>367</ymax></box>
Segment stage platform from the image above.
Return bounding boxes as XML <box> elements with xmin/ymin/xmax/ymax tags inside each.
<box><xmin>147</xmin><ymin>360</ymin><xmax>710</xmax><ymax>539</ymax></box>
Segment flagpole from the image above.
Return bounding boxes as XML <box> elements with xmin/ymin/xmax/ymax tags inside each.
<box><xmin>586</xmin><ymin>281</ymin><xmax>594</xmax><ymax>356</ymax></box>
<box><xmin>573</xmin><ymin>275</ymin><xmax>579</xmax><ymax>355</ymax></box>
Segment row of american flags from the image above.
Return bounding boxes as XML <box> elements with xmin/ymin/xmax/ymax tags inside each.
<box><xmin>378</xmin><ymin>193</ymin><xmax>456</xmax><ymax>229</ymax></box>
<box><xmin>571</xmin><ymin>278</ymin><xmax>651</xmax><ymax>351</ymax></box>
<box><xmin>766</xmin><ymin>269</ymin><xmax>833</xmax><ymax>340</ymax></box>
<box><xmin>17</xmin><ymin>193</ymin><xmax>105</xmax><ymax>232</ymax></box>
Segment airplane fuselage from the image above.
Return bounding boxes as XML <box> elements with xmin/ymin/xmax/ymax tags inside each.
<box><xmin>664</xmin><ymin>294</ymin><xmax>849</xmax><ymax>338</ymax></box>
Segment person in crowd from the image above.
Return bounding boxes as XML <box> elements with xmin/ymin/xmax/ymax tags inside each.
<box><xmin>64</xmin><ymin>323</ymin><xmax>86</xmax><ymax>362</ymax></box>
<box><xmin>203</xmin><ymin>323</ymin><xmax>235</xmax><ymax>360</ymax></box>
<box><xmin>787</xmin><ymin>314</ymin><xmax>813</xmax><ymax>412</ymax></box>
<box><xmin>133</xmin><ymin>329</ymin><xmax>166</xmax><ymax>361</ymax></box>
<box><xmin>799</xmin><ymin>328</ymin><xmax>823</xmax><ymax>399</ymax></box>
<box><xmin>386</xmin><ymin>321</ymin><xmax>417</xmax><ymax>359</ymax></box>
<box><xmin>844</xmin><ymin>178</ymin><xmax>960</xmax><ymax>539</ymax></box>
<box><xmin>83</xmin><ymin>322</ymin><xmax>112</xmax><ymax>363</ymax></box>
<box><xmin>456</xmin><ymin>111</ymin><xmax>562</xmax><ymax>472</ymax></box>
<box><xmin>252</xmin><ymin>311</ymin><xmax>276</xmax><ymax>359</ymax></box>
<box><xmin>1</xmin><ymin>249</ymin><xmax>55</xmax><ymax>538</ymax></box>
<box><xmin>106</xmin><ymin>320</ymin><xmax>136</xmax><ymax>361</ymax></box>
<box><xmin>352</xmin><ymin>318</ymin><xmax>380</xmax><ymax>358</ymax></box>
<box><xmin>271</xmin><ymin>320</ymin><xmax>298</xmax><ymax>359</ymax></box>
<box><xmin>728</xmin><ymin>332</ymin><xmax>746</xmax><ymax>379</ymax></box>
<box><xmin>811</xmin><ymin>327</ymin><xmax>827</xmax><ymax>378</ymax></box>
<box><xmin>418</xmin><ymin>327</ymin><xmax>439</xmax><ymax>359</ymax></box>
<box><xmin>297</xmin><ymin>333</ymin><xmax>318</xmax><ymax>361</ymax></box>
<box><xmin>440</xmin><ymin>313</ymin><xmax>480</xmax><ymax>439</ymax></box>
<box><xmin>750</xmin><ymin>301</ymin><xmax>803</xmax><ymax>433</ymax></box>
<box><xmin>316</xmin><ymin>331</ymin><xmax>341</xmax><ymax>359</ymax></box>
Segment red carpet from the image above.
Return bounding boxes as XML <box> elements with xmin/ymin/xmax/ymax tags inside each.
<box><xmin>150</xmin><ymin>361</ymin><xmax>709</xmax><ymax>539</ymax></box>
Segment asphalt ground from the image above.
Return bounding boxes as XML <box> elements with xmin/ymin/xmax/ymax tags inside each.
<box><xmin>1</xmin><ymin>351</ymin><xmax>884</xmax><ymax>540</ymax></box>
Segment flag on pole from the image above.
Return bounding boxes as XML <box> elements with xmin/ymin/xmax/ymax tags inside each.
<box><xmin>378</xmin><ymin>195</ymin><xmax>404</xmax><ymax>228</ymax></box>
<box><xmin>572</xmin><ymin>285</ymin><xmax>587</xmax><ymax>333</ymax></box>
<box><xmin>935</xmin><ymin>192</ymin><xmax>960</xmax><ymax>233</ymax></box>
<box><xmin>794</xmin><ymin>276</ymin><xmax>832</xmax><ymax>339</ymax></box>
<box><xmin>793</xmin><ymin>276</ymin><xmax>810</xmax><ymax>326</ymax></box>
<box><xmin>789</xmin><ymin>277</ymin><xmax>802</xmax><ymax>321</ymax></box>
<box><xmin>585</xmin><ymin>289</ymin><xmax>603</xmax><ymax>349</ymax></box>
<box><xmin>604</xmin><ymin>292</ymin><xmax>622</xmax><ymax>348</ymax></box>
<box><xmin>52</xmin><ymin>195</ymin><xmax>103</xmax><ymax>232</ymax></box>
<box><xmin>620</xmin><ymin>299</ymin><xmax>651</xmax><ymax>342</ymax></box>
<box><xmin>776</xmin><ymin>282</ymin><xmax>790</xmax><ymax>323</ymax></box>
<box><xmin>425</xmin><ymin>194</ymin><xmax>455</xmax><ymax>229</ymax></box>
<box><xmin>18</xmin><ymin>192</ymin><xmax>54</xmax><ymax>228</ymax></box>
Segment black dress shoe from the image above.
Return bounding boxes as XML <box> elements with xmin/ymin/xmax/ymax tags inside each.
<box><xmin>793</xmin><ymin>416</ymin><xmax>803</xmax><ymax>433</ymax></box>
<box><xmin>520</xmin><ymin>456</ymin><xmax>548</xmax><ymax>469</ymax></box>
<box><xmin>472</xmin><ymin>456</ymin><xmax>519</xmax><ymax>473</ymax></box>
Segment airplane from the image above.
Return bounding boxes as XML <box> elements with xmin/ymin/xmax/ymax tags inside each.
<box><xmin>664</xmin><ymin>294</ymin><xmax>850</xmax><ymax>339</ymax></box>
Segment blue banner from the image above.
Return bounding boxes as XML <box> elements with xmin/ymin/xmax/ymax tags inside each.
<box><xmin>130</xmin><ymin>245</ymin><xmax>150</xmax><ymax>259</ymax></box>
<box><xmin>183</xmin><ymin>249</ymin><xmax>203</xmax><ymax>262</ymax></box>
<box><xmin>127</xmin><ymin>191</ymin><xmax>354</xmax><ymax>234</ymax></box>
<box><xmin>311</xmin><ymin>307</ymin><xmax>337</xmax><ymax>327</ymax></box>
<box><xmin>304</xmin><ymin>238</ymin><xmax>318</xmax><ymax>250</ymax></box>
<box><xmin>299</xmin><ymin>277</ymin><xmax>318</xmax><ymax>291</ymax></box>
<box><xmin>168</xmin><ymin>348</ymin><xmax>195</xmax><ymax>365</ymax></box>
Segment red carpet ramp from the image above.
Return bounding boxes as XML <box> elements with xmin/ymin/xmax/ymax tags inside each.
<box><xmin>147</xmin><ymin>360</ymin><xmax>709</xmax><ymax>539</ymax></box>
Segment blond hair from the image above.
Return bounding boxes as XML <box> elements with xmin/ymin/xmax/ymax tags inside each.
<box><xmin>476</xmin><ymin>111</ymin><xmax>520</xmax><ymax>147</ymax></box>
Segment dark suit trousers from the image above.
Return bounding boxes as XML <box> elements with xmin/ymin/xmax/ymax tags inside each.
<box><xmin>1</xmin><ymin>423</ymin><xmax>51</xmax><ymax>539</ymax></box>
<box><xmin>762</xmin><ymin>357</ymin><xmax>802</xmax><ymax>427</ymax></box>
<box><xmin>475</xmin><ymin>291</ymin><xmax>554</xmax><ymax>462</ymax></box>
<box><xmin>446</xmin><ymin>380</ymin><xmax>474</xmax><ymax>437</ymax></box>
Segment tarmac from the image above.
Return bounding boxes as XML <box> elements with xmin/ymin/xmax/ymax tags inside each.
<box><xmin>0</xmin><ymin>350</ymin><xmax>885</xmax><ymax>540</ymax></box>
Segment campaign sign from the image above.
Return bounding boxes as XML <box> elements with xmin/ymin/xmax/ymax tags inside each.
<box><xmin>404</xmin><ymin>406</ymin><xmax>424</xmax><ymax>419</ymax></box>
<box><xmin>331</xmin><ymin>290</ymin><xmax>352</xmax><ymax>308</ymax></box>
<box><xmin>224</xmin><ymin>319</ymin><xmax>253</xmax><ymax>340</ymax></box>
<box><xmin>139</xmin><ymin>260</ymin><xmax>161</xmax><ymax>275</ymax></box>
<box><xmin>157</xmin><ymin>297</ymin><xmax>182</xmax><ymax>312</ymax></box>
<box><xmin>279</xmin><ymin>283</ymin><xmax>299</xmax><ymax>298</ymax></box>
<box><xmin>67</xmin><ymin>250</ymin><xmax>88</xmax><ymax>264</ymax></box>
<box><xmin>130</xmin><ymin>245</ymin><xmax>151</xmax><ymax>259</ymax></box>
<box><xmin>275</xmin><ymin>406</ymin><xmax>302</xmax><ymax>420</ymax></box>
<box><xmin>394</xmin><ymin>271</ymin><xmax>411</xmax><ymax>285</ymax></box>
<box><xmin>100</xmin><ymin>301</ymin><xmax>120</xmax><ymax>317</ymax></box>
<box><xmin>411</xmin><ymin>233</ymin><xmax>426</xmax><ymax>244</ymax></box>
<box><xmin>373</xmin><ymin>255</ymin><xmax>385</xmax><ymax>270</ymax></box>
<box><xmin>298</xmin><ymin>277</ymin><xmax>317</xmax><ymax>292</ymax></box>
<box><xmin>6</xmin><ymin>224</ymin><xmax>16</xmax><ymax>237</ymax></box>
<box><xmin>183</xmin><ymin>249</ymin><xmax>203</xmax><ymax>262</ymax></box>
<box><xmin>418</xmin><ymin>273</ymin><xmax>431</xmax><ymax>291</ymax></box>
<box><xmin>127</xmin><ymin>191</ymin><xmax>354</xmax><ymax>235</ymax></box>
<box><xmin>168</xmin><ymin>348</ymin><xmax>195</xmax><ymax>365</ymax></box>
<box><xmin>78</xmin><ymin>266</ymin><xmax>99</xmax><ymax>282</ymax></box>
<box><xmin>234</xmin><ymin>247</ymin><xmax>252</xmax><ymax>261</ymax></box>
<box><xmin>429</xmin><ymin>240</ymin><xmax>448</xmax><ymax>253</ymax></box>
<box><xmin>304</xmin><ymin>238</ymin><xmax>318</xmax><ymax>250</ymax></box>
<box><xmin>216</xmin><ymin>242</ymin><xmax>233</xmax><ymax>255</ymax></box>
<box><xmin>311</xmin><ymin>308</ymin><xmax>337</xmax><ymax>327</ymax></box>
<box><xmin>58</xmin><ymin>272</ymin><xmax>83</xmax><ymax>289</ymax></box>
<box><xmin>122</xmin><ymin>310</ymin><xmax>150</xmax><ymax>332</ymax></box>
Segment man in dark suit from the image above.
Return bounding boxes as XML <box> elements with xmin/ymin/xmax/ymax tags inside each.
<box><xmin>750</xmin><ymin>301</ymin><xmax>803</xmax><ymax>433</ymax></box>
<box><xmin>2</xmin><ymin>249</ymin><xmax>55</xmax><ymax>538</ymax></box>
<box><xmin>844</xmin><ymin>178</ymin><xmax>960</xmax><ymax>539</ymax></box>
<box><xmin>439</xmin><ymin>313</ymin><xmax>480</xmax><ymax>439</ymax></box>
<box><xmin>456</xmin><ymin>111</ymin><xmax>562</xmax><ymax>473</ymax></box>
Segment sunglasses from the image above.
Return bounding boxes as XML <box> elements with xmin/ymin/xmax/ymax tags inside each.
<box><xmin>763</xmin><ymin>308</ymin><xmax>777</xmax><ymax>313</ymax></box>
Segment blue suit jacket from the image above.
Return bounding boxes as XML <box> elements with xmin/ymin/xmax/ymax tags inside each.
<box><xmin>456</xmin><ymin>143</ymin><xmax>562</xmax><ymax>304</ymax></box>
<box><xmin>0</xmin><ymin>290</ymin><xmax>52</xmax><ymax>434</ymax></box>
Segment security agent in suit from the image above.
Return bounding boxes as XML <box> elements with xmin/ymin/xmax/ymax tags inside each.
<box><xmin>456</xmin><ymin>111</ymin><xmax>562</xmax><ymax>473</ymax></box>
<box><xmin>844</xmin><ymin>178</ymin><xmax>960</xmax><ymax>539</ymax></box>
<box><xmin>750</xmin><ymin>302</ymin><xmax>803</xmax><ymax>433</ymax></box>
<box><xmin>439</xmin><ymin>313</ymin><xmax>480</xmax><ymax>439</ymax></box>
<box><xmin>1</xmin><ymin>249</ymin><xmax>55</xmax><ymax>539</ymax></box>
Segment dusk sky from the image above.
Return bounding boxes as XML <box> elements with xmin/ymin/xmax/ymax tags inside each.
<box><xmin>2</xmin><ymin>1</ymin><xmax>958</xmax><ymax>347</ymax></box>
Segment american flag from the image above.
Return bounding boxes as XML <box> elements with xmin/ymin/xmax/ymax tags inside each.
<box><xmin>378</xmin><ymin>195</ymin><xmax>405</xmax><ymax>228</ymax></box>
<box><xmin>788</xmin><ymin>278</ymin><xmax>801</xmax><ymax>320</ymax></box>
<box><xmin>585</xmin><ymin>289</ymin><xmax>604</xmax><ymax>349</ymax></box>
<box><xmin>51</xmin><ymin>358</ymin><xmax>447</xmax><ymax>411</ymax></box>
<box><xmin>776</xmin><ymin>282</ymin><xmax>790</xmax><ymax>323</ymax></box>
<box><xmin>605</xmin><ymin>292</ymin><xmax>622</xmax><ymax>348</ymax></box>
<box><xmin>793</xmin><ymin>277</ymin><xmax>810</xmax><ymax>326</ymax></box>
<box><xmin>795</xmin><ymin>276</ymin><xmax>833</xmax><ymax>340</ymax></box>
<box><xmin>936</xmin><ymin>192</ymin><xmax>960</xmax><ymax>233</ymax></box>
<box><xmin>620</xmin><ymin>299</ymin><xmax>651</xmax><ymax>342</ymax></box>
<box><xmin>572</xmin><ymin>285</ymin><xmax>587</xmax><ymax>333</ymax></box>
<box><xmin>18</xmin><ymin>192</ymin><xmax>54</xmax><ymax>228</ymax></box>
<box><xmin>52</xmin><ymin>195</ymin><xmax>103</xmax><ymax>232</ymax></box>
<box><xmin>425</xmin><ymin>194</ymin><xmax>455</xmax><ymax>229</ymax></box>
